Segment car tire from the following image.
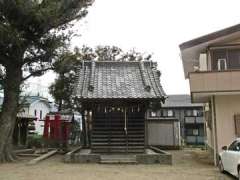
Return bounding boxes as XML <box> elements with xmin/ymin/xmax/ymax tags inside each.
<box><xmin>238</xmin><ymin>168</ymin><xmax>240</xmax><ymax>180</ymax></box>
<box><xmin>218</xmin><ymin>159</ymin><xmax>225</xmax><ymax>173</ymax></box>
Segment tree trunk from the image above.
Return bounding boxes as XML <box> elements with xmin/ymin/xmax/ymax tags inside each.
<box><xmin>58</xmin><ymin>99</ymin><xmax>62</xmax><ymax>112</ymax></box>
<box><xmin>0</xmin><ymin>64</ymin><xmax>22</xmax><ymax>163</ymax></box>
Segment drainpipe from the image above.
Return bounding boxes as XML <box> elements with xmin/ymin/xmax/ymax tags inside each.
<box><xmin>178</xmin><ymin>121</ymin><xmax>181</xmax><ymax>147</ymax></box>
<box><xmin>203</xmin><ymin>105</ymin><xmax>207</xmax><ymax>150</ymax></box>
<box><xmin>211</xmin><ymin>95</ymin><xmax>218</xmax><ymax>166</ymax></box>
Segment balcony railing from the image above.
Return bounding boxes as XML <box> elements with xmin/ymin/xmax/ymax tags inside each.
<box><xmin>185</xmin><ymin>116</ymin><xmax>204</xmax><ymax>124</ymax></box>
<box><xmin>196</xmin><ymin>117</ymin><xmax>204</xmax><ymax>123</ymax></box>
<box><xmin>189</xmin><ymin>70</ymin><xmax>240</xmax><ymax>93</ymax></box>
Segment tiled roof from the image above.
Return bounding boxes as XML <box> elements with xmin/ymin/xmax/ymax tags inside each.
<box><xmin>179</xmin><ymin>23</ymin><xmax>240</xmax><ymax>50</ymax></box>
<box><xmin>20</xmin><ymin>96</ymin><xmax>50</xmax><ymax>106</ymax></box>
<box><xmin>74</xmin><ymin>61</ymin><xmax>166</xmax><ymax>100</ymax></box>
<box><xmin>162</xmin><ymin>94</ymin><xmax>203</xmax><ymax>108</ymax></box>
<box><xmin>0</xmin><ymin>96</ymin><xmax>51</xmax><ymax>108</ymax></box>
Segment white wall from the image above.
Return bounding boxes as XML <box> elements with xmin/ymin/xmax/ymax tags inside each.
<box><xmin>206</xmin><ymin>127</ymin><xmax>214</xmax><ymax>149</ymax></box>
<box><xmin>215</xmin><ymin>95</ymin><xmax>240</xmax><ymax>152</ymax></box>
<box><xmin>28</xmin><ymin>100</ymin><xmax>51</xmax><ymax>135</ymax></box>
<box><xmin>147</xmin><ymin>121</ymin><xmax>181</xmax><ymax>146</ymax></box>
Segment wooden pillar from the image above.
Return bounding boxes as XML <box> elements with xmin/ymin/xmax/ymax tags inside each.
<box><xmin>20</xmin><ymin>119</ymin><xmax>26</xmax><ymax>146</ymax></box>
<box><xmin>81</xmin><ymin>110</ymin><xmax>87</xmax><ymax>147</ymax></box>
<box><xmin>18</xmin><ymin>120</ymin><xmax>21</xmax><ymax>146</ymax></box>
<box><xmin>23</xmin><ymin>119</ymin><xmax>28</xmax><ymax>146</ymax></box>
<box><xmin>88</xmin><ymin>110</ymin><xmax>92</xmax><ymax>147</ymax></box>
<box><xmin>25</xmin><ymin>119</ymin><xmax>29</xmax><ymax>146</ymax></box>
<box><xmin>145</xmin><ymin>107</ymin><xmax>148</xmax><ymax>148</ymax></box>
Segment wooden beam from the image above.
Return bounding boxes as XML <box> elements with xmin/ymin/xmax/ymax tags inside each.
<box><xmin>27</xmin><ymin>149</ymin><xmax>58</xmax><ymax>165</ymax></box>
<box><xmin>17</xmin><ymin>154</ymin><xmax>41</xmax><ymax>157</ymax></box>
<box><xmin>14</xmin><ymin>149</ymin><xmax>35</xmax><ymax>154</ymax></box>
<box><xmin>64</xmin><ymin>146</ymin><xmax>82</xmax><ymax>163</ymax></box>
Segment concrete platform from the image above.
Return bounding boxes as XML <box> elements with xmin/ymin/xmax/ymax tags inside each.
<box><xmin>64</xmin><ymin>147</ymin><xmax>172</xmax><ymax>165</ymax></box>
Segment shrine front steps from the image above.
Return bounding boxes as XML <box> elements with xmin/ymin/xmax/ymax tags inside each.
<box><xmin>64</xmin><ymin>147</ymin><xmax>172</xmax><ymax>165</ymax></box>
<box><xmin>100</xmin><ymin>155</ymin><xmax>137</xmax><ymax>164</ymax></box>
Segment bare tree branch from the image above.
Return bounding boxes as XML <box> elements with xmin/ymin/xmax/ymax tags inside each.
<box><xmin>22</xmin><ymin>67</ymin><xmax>54</xmax><ymax>81</ymax></box>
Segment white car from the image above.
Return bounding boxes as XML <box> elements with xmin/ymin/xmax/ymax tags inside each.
<box><xmin>218</xmin><ymin>138</ymin><xmax>240</xmax><ymax>179</ymax></box>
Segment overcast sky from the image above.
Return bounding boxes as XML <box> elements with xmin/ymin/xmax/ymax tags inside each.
<box><xmin>28</xmin><ymin>0</ymin><xmax>240</xmax><ymax>97</ymax></box>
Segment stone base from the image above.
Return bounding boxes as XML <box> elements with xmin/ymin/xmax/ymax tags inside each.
<box><xmin>64</xmin><ymin>147</ymin><xmax>172</xmax><ymax>165</ymax></box>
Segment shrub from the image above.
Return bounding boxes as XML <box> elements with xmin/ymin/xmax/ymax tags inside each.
<box><xmin>27</xmin><ymin>134</ymin><xmax>44</xmax><ymax>148</ymax></box>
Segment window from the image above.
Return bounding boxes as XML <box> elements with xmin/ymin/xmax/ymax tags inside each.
<box><xmin>212</xmin><ymin>49</ymin><xmax>227</xmax><ymax>70</ymax></box>
<box><xmin>234</xmin><ymin>114</ymin><xmax>240</xmax><ymax>137</ymax></box>
<box><xmin>212</xmin><ymin>48</ymin><xmax>240</xmax><ymax>70</ymax></box>
<box><xmin>34</xmin><ymin>109</ymin><xmax>37</xmax><ymax>116</ymax></box>
<box><xmin>228</xmin><ymin>141</ymin><xmax>237</xmax><ymax>151</ymax></box>
<box><xmin>167</xmin><ymin>110</ymin><xmax>174</xmax><ymax>117</ymax></box>
<box><xmin>186</xmin><ymin>129</ymin><xmax>193</xmax><ymax>136</ymax></box>
<box><xmin>228</xmin><ymin>141</ymin><xmax>240</xmax><ymax>151</ymax></box>
<box><xmin>227</xmin><ymin>49</ymin><xmax>240</xmax><ymax>70</ymax></box>
<box><xmin>197</xmin><ymin>110</ymin><xmax>204</xmax><ymax>117</ymax></box>
<box><xmin>185</xmin><ymin>110</ymin><xmax>192</xmax><ymax>117</ymax></box>
<box><xmin>193</xmin><ymin>110</ymin><xmax>198</xmax><ymax>116</ymax></box>
<box><xmin>199</xmin><ymin>128</ymin><xmax>204</xmax><ymax>136</ymax></box>
<box><xmin>185</xmin><ymin>109</ymin><xmax>202</xmax><ymax>117</ymax></box>
<box><xmin>192</xmin><ymin>129</ymin><xmax>199</xmax><ymax>136</ymax></box>
<box><xmin>162</xmin><ymin>109</ymin><xmax>168</xmax><ymax>117</ymax></box>
<box><xmin>237</xmin><ymin>142</ymin><xmax>240</xmax><ymax>151</ymax></box>
<box><xmin>217</xmin><ymin>58</ymin><xmax>227</xmax><ymax>71</ymax></box>
<box><xmin>151</xmin><ymin>111</ymin><xmax>156</xmax><ymax>117</ymax></box>
<box><xmin>186</xmin><ymin>128</ymin><xmax>200</xmax><ymax>136</ymax></box>
<box><xmin>40</xmin><ymin>110</ymin><xmax>42</xmax><ymax>120</ymax></box>
<box><xmin>161</xmin><ymin>109</ymin><xmax>174</xmax><ymax>117</ymax></box>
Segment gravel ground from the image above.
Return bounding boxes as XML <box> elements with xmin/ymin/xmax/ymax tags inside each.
<box><xmin>0</xmin><ymin>149</ymin><xmax>235</xmax><ymax>180</ymax></box>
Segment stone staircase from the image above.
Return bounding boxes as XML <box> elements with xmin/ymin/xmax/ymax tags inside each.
<box><xmin>100</xmin><ymin>155</ymin><xmax>137</xmax><ymax>164</ymax></box>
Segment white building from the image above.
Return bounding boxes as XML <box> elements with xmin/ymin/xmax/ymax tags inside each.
<box><xmin>21</xmin><ymin>96</ymin><xmax>53</xmax><ymax>135</ymax></box>
<box><xmin>0</xmin><ymin>95</ymin><xmax>56</xmax><ymax>135</ymax></box>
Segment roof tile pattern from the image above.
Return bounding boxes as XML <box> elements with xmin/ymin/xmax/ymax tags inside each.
<box><xmin>74</xmin><ymin>61</ymin><xmax>166</xmax><ymax>100</ymax></box>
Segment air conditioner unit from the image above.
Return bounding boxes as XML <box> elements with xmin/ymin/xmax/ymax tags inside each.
<box><xmin>199</xmin><ymin>53</ymin><xmax>207</xmax><ymax>71</ymax></box>
<box><xmin>193</xmin><ymin>66</ymin><xmax>200</xmax><ymax>71</ymax></box>
<box><xmin>204</xmin><ymin>103</ymin><xmax>209</xmax><ymax>111</ymax></box>
<box><xmin>217</xmin><ymin>58</ymin><xmax>227</xmax><ymax>71</ymax></box>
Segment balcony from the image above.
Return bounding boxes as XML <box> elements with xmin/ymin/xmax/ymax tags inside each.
<box><xmin>185</xmin><ymin>117</ymin><xmax>195</xmax><ymax>123</ymax></box>
<box><xmin>189</xmin><ymin>70</ymin><xmax>240</xmax><ymax>102</ymax></box>
<box><xmin>185</xmin><ymin>117</ymin><xmax>204</xmax><ymax>124</ymax></box>
<box><xmin>196</xmin><ymin>117</ymin><xmax>204</xmax><ymax>123</ymax></box>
